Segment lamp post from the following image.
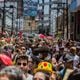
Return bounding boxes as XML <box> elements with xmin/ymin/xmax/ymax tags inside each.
<box><xmin>2</xmin><ymin>0</ymin><xmax>5</xmax><ymax>35</ymax></box>
<box><xmin>63</xmin><ymin>8</ymin><xmax>64</xmax><ymax>38</ymax></box>
<box><xmin>66</xmin><ymin>0</ymin><xmax>68</xmax><ymax>39</ymax></box>
<box><xmin>56</xmin><ymin>8</ymin><xmax>59</xmax><ymax>34</ymax></box>
<box><xmin>42</xmin><ymin>0</ymin><xmax>44</xmax><ymax>34</ymax></box>
<box><xmin>9</xmin><ymin>5</ymin><xmax>14</xmax><ymax>36</ymax></box>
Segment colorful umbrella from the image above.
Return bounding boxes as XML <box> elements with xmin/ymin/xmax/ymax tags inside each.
<box><xmin>39</xmin><ymin>34</ymin><xmax>46</xmax><ymax>39</ymax></box>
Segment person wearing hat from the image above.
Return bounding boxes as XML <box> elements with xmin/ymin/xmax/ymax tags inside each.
<box><xmin>15</xmin><ymin>55</ymin><xmax>33</xmax><ymax>80</ymax></box>
<box><xmin>33</xmin><ymin>46</ymin><xmax>51</xmax><ymax>61</ymax></box>
<box><xmin>34</xmin><ymin>61</ymin><xmax>57</xmax><ymax>80</ymax></box>
<box><xmin>58</xmin><ymin>54</ymin><xmax>74</xmax><ymax>80</ymax></box>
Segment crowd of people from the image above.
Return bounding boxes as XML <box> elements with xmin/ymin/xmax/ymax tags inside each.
<box><xmin>0</xmin><ymin>33</ymin><xmax>80</xmax><ymax>80</ymax></box>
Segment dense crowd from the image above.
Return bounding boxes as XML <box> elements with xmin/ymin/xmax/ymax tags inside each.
<box><xmin>0</xmin><ymin>33</ymin><xmax>80</xmax><ymax>80</ymax></box>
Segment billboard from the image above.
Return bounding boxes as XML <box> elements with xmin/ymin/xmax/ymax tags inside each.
<box><xmin>69</xmin><ymin>0</ymin><xmax>77</xmax><ymax>12</ymax></box>
<box><xmin>23</xmin><ymin>0</ymin><xmax>38</xmax><ymax>16</ymax></box>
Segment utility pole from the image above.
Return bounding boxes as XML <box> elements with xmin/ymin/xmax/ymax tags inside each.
<box><xmin>16</xmin><ymin>0</ymin><xmax>18</xmax><ymax>35</ymax></box>
<box><xmin>11</xmin><ymin>9</ymin><xmax>14</xmax><ymax>36</ymax></box>
<box><xmin>2</xmin><ymin>0</ymin><xmax>5</xmax><ymax>35</ymax></box>
<box><xmin>9</xmin><ymin>5</ymin><xmax>14</xmax><ymax>36</ymax></box>
<box><xmin>62</xmin><ymin>3</ymin><xmax>65</xmax><ymax>39</ymax></box>
<box><xmin>42</xmin><ymin>0</ymin><xmax>44</xmax><ymax>34</ymax></box>
<box><xmin>66</xmin><ymin>0</ymin><xmax>68</xmax><ymax>39</ymax></box>
<box><xmin>56</xmin><ymin>8</ymin><xmax>59</xmax><ymax>34</ymax></box>
<box><xmin>49</xmin><ymin>0</ymin><xmax>51</xmax><ymax>35</ymax></box>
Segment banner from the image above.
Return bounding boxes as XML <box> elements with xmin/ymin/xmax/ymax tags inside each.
<box><xmin>69</xmin><ymin>0</ymin><xmax>77</xmax><ymax>12</ymax></box>
<box><xmin>23</xmin><ymin>0</ymin><xmax>38</xmax><ymax>16</ymax></box>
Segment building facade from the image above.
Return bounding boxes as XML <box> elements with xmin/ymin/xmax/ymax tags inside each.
<box><xmin>69</xmin><ymin>0</ymin><xmax>80</xmax><ymax>41</ymax></box>
<box><xmin>0</xmin><ymin>0</ymin><xmax>24</xmax><ymax>34</ymax></box>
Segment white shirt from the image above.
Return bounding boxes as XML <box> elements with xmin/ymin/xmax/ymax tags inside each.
<box><xmin>73</xmin><ymin>55</ymin><xmax>79</xmax><ymax>69</ymax></box>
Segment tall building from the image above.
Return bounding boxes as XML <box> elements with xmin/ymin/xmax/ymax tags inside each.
<box><xmin>0</xmin><ymin>0</ymin><xmax>17</xmax><ymax>32</ymax></box>
<box><xmin>38</xmin><ymin>0</ymin><xmax>52</xmax><ymax>35</ymax></box>
<box><xmin>69</xmin><ymin>0</ymin><xmax>80</xmax><ymax>41</ymax></box>
<box><xmin>0</xmin><ymin>0</ymin><xmax>24</xmax><ymax>33</ymax></box>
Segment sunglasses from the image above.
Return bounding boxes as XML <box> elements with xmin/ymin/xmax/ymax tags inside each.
<box><xmin>33</xmin><ymin>78</ymin><xmax>44</xmax><ymax>80</ymax></box>
<box><xmin>17</xmin><ymin>62</ymin><xmax>27</xmax><ymax>66</ymax></box>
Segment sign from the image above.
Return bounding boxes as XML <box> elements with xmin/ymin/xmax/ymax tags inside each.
<box><xmin>69</xmin><ymin>0</ymin><xmax>77</xmax><ymax>12</ymax></box>
<box><xmin>23</xmin><ymin>0</ymin><xmax>38</xmax><ymax>16</ymax></box>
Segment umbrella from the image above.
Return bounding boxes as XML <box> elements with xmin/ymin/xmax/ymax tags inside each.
<box><xmin>0</xmin><ymin>54</ymin><xmax>13</xmax><ymax>66</ymax></box>
<box><xmin>39</xmin><ymin>34</ymin><xmax>46</xmax><ymax>39</ymax></box>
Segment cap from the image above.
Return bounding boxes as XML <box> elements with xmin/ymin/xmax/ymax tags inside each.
<box><xmin>63</xmin><ymin>54</ymin><xmax>74</xmax><ymax>63</ymax></box>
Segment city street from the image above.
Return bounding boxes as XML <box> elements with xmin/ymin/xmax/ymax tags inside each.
<box><xmin>0</xmin><ymin>0</ymin><xmax>80</xmax><ymax>80</ymax></box>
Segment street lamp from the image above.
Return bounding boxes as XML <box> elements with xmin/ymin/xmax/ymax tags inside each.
<box><xmin>56</xmin><ymin>8</ymin><xmax>59</xmax><ymax>34</ymax></box>
<box><xmin>9</xmin><ymin>5</ymin><xmax>14</xmax><ymax>36</ymax></box>
<box><xmin>2</xmin><ymin>0</ymin><xmax>6</xmax><ymax>36</ymax></box>
<box><xmin>66</xmin><ymin>0</ymin><xmax>69</xmax><ymax>39</ymax></box>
